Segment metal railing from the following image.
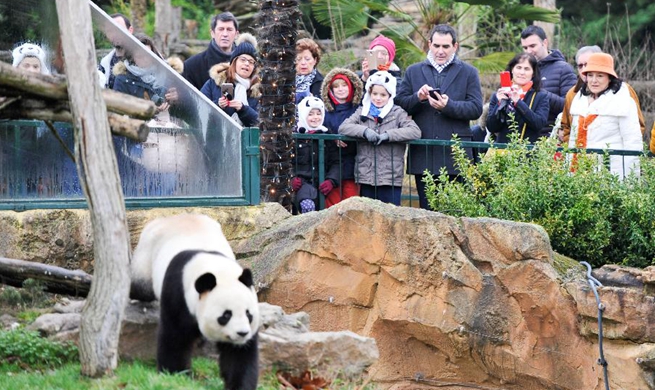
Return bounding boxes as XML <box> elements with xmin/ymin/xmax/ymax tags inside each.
<box><xmin>0</xmin><ymin>121</ymin><xmax>260</xmax><ymax>211</ymax></box>
<box><xmin>292</xmin><ymin>132</ymin><xmax>651</xmax><ymax>210</ymax></box>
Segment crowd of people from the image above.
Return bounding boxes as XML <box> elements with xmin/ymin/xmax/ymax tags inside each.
<box><xmin>6</xmin><ymin>11</ymin><xmax>655</xmax><ymax>209</ymax></box>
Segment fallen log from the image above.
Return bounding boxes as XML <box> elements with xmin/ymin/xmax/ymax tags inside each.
<box><xmin>0</xmin><ymin>97</ymin><xmax>150</xmax><ymax>142</ymax></box>
<box><xmin>0</xmin><ymin>61</ymin><xmax>157</xmax><ymax>119</ymax></box>
<box><xmin>0</xmin><ymin>256</ymin><xmax>154</xmax><ymax>302</ymax></box>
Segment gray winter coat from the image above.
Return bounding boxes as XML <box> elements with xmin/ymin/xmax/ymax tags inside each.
<box><xmin>339</xmin><ymin>105</ymin><xmax>421</xmax><ymax>187</ymax></box>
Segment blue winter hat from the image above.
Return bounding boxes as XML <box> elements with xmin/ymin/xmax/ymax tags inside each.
<box><xmin>230</xmin><ymin>33</ymin><xmax>257</xmax><ymax>64</ymax></box>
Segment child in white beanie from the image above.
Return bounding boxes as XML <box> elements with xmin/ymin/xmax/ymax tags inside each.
<box><xmin>291</xmin><ymin>96</ymin><xmax>340</xmax><ymax>214</ymax></box>
<box><xmin>339</xmin><ymin>71</ymin><xmax>421</xmax><ymax>205</ymax></box>
<box><xmin>12</xmin><ymin>43</ymin><xmax>51</xmax><ymax>75</ymax></box>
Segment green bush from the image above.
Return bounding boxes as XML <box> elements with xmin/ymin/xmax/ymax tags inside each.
<box><xmin>0</xmin><ymin>329</ymin><xmax>78</xmax><ymax>370</ymax></box>
<box><xmin>425</xmin><ymin>136</ymin><xmax>655</xmax><ymax>268</ymax></box>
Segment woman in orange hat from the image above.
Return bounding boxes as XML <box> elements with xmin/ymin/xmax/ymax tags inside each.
<box><xmin>567</xmin><ymin>52</ymin><xmax>642</xmax><ymax>178</ymax></box>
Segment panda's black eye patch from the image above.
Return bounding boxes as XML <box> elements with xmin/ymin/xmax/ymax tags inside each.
<box><xmin>218</xmin><ymin>310</ymin><xmax>232</xmax><ymax>326</ymax></box>
<box><xmin>246</xmin><ymin>310</ymin><xmax>253</xmax><ymax>324</ymax></box>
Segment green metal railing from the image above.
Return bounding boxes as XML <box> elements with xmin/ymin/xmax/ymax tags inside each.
<box><xmin>0</xmin><ymin>121</ymin><xmax>260</xmax><ymax>211</ymax></box>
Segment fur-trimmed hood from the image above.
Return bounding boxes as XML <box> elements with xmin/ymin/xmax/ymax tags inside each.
<box><xmin>208</xmin><ymin>62</ymin><xmax>261</xmax><ymax>99</ymax></box>
<box><xmin>320</xmin><ymin>67</ymin><xmax>364</xmax><ymax>112</ymax></box>
<box><xmin>112</xmin><ymin>60</ymin><xmax>128</xmax><ymax>76</ymax></box>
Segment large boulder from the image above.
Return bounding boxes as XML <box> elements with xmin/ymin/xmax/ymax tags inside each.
<box><xmin>235</xmin><ymin>197</ymin><xmax>655</xmax><ymax>390</ymax></box>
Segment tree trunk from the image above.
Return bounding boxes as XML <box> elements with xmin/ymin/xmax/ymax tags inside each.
<box><xmin>154</xmin><ymin>0</ymin><xmax>172</xmax><ymax>58</ymax></box>
<box><xmin>256</xmin><ymin>0</ymin><xmax>301</xmax><ymax>211</ymax></box>
<box><xmin>55</xmin><ymin>0</ymin><xmax>131</xmax><ymax>378</ymax></box>
<box><xmin>534</xmin><ymin>0</ymin><xmax>557</xmax><ymax>45</ymax></box>
<box><xmin>130</xmin><ymin>0</ymin><xmax>148</xmax><ymax>34</ymax></box>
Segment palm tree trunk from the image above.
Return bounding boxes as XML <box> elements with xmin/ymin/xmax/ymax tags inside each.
<box><xmin>256</xmin><ymin>0</ymin><xmax>301</xmax><ymax>210</ymax></box>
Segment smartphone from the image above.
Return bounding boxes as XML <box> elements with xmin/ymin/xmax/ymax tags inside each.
<box><xmin>500</xmin><ymin>71</ymin><xmax>512</xmax><ymax>88</ymax></box>
<box><xmin>429</xmin><ymin>88</ymin><xmax>442</xmax><ymax>100</ymax></box>
<box><xmin>220</xmin><ymin>83</ymin><xmax>234</xmax><ymax>100</ymax></box>
<box><xmin>366</xmin><ymin>50</ymin><xmax>379</xmax><ymax>70</ymax></box>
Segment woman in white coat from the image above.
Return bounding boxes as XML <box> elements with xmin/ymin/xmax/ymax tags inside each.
<box><xmin>568</xmin><ymin>53</ymin><xmax>642</xmax><ymax>179</ymax></box>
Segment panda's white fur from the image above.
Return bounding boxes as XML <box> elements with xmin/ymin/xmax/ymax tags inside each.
<box><xmin>130</xmin><ymin>213</ymin><xmax>260</xmax><ymax>388</ymax></box>
<box><xmin>131</xmin><ymin>212</ymin><xmax>237</xmax><ymax>299</ymax></box>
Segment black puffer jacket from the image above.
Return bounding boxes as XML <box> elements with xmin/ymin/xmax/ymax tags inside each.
<box><xmin>538</xmin><ymin>49</ymin><xmax>577</xmax><ymax>135</ymax></box>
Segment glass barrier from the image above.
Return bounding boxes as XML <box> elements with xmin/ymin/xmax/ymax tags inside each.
<box><xmin>0</xmin><ymin>0</ymin><xmax>246</xmax><ymax>205</ymax></box>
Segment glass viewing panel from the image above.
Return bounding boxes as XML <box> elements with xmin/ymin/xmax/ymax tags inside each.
<box><xmin>0</xmin><ymin>0</ymin><xmax>245</xmax><ymax>201</ymax></box>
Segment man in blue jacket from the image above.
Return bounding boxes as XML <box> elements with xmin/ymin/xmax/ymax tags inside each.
<box><xmin>182</xmin><ymin>12</ymin><xmax>239</xmax><ymax>91</ymax></box>
<box><xmin>520</xmin><ymin>25</ymin><xmax>577</xmax><ymax>137</ymax></box>
<box><xmin>396</xmin><ymin>24</ymin><xmax>483</xmax><ymax>210</ymax></box>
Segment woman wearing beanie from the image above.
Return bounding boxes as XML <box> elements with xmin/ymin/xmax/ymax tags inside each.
<box><xmin>12</xmin><ymin>42</ymin><xmax>51</xmax><ymax>75</ymax></box>
<box><xmin>361</xmin><ymin>34</ymin><xmax>401</xmax><ymax>83</ymax></box>
<box><xmin>320</xmin><ymin>67</ymin><xmax>364</xmax><ymax>207</ymax></box>
<box><xmin>568</xmin><ymin>52</ymin><xmax>641</xmax><ymax>179</ymax></box>
<box><xmin>294</xmin><ymin>38</ymin><xmax>323</xmax><ymax>104</ymax></box>
<box><xmin>339</xmin><ymin>71</ymin><xmax>421</xmax><ymax>206</ymax></box>
<box><xmin>201</xmin><ymin>33</ymin><xmax>261</xmax><ymax>127</ymax></box>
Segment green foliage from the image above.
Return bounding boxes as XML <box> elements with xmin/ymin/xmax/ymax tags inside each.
<box><xmin>308</xmin><ymin>0</ymin><xmax>560</xmax><ymax>71</ymax></box>
<box><xmin>0</xmin><ymin>279</ymin><xmax>53</xmax><ymax>309</ymax></box>
<box><xmin>0</xmin><ymin>355</ymin><xmax>378</xmax><ymax>389</ymax></box>
<box><xmin>425</xmin><ymin>138</ymin><xmax>655</xmax><ymax>268</ymax></box>
<box><xmin>0</xmin><ymin>329</ymin><xmax>78</xmax><ymax>370</ymax></box>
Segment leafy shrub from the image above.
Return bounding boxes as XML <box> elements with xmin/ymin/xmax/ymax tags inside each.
<box><xmin>0</xmin><ymin>279</ymin><xmax>53</xmax><ymax>309</ymax></box>
<box><xmin>425</xmin><ymin>136</ymin><xmax>655</xmax><ymax>268</ymax></box>
<box><xmin>0</xmin><ymin>329</ymin><xmax>78</xmax><ymax>370</ymax></box>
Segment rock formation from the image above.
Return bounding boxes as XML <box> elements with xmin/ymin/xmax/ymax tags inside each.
<box><xmin>234</xmin><ymin>197</ymin><xmax>655</xmax><ymax>390</ymax></box>
<box><xmin>1</xmin><ymin>198</ymin><xmax>654</xmax><ymax>389</ymax></box>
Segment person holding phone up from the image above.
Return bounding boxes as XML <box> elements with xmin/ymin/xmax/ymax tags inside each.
<box><xmin>201</xmin><ymin>33</ymin><xmax>260</xmax><ymax>127</ymax></box>
<box><xmin>361</xmin><ymin>34</ymin><xmax>401</xmax><ymax>83</ymax></box>
<box><xmin>486</xmin><ymin>53</ymin><xmax>550</xmax><ymax>143</ymax></box>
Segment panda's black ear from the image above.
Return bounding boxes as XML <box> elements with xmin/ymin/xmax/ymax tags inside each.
<box><xmin>239</xmin><ymin>268</ymin><xmax>254</xmax><ymax>288</ymax></box>
<box><xmin>195</xmin><ymin>273</ymin><xmax>217</xmax><ymax>294</ymax></box>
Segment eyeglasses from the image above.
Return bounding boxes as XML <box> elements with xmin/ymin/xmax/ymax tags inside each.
<box><xmin>577</xmin><ymin>62</ymin><xmax>587</xmax><ymax>69</ymax></box>
<box><xmin>237</xmin><ymin>56</ymin><xmax>256</xmax><ymax>66</ymax></box>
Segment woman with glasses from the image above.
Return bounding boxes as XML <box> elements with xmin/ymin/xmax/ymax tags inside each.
<box><xmin>201</xmin><ymin>33</ymin><xmax>261</xmax><ymax>127</ymax></box>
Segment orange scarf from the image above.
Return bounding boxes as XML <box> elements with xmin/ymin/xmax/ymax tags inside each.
<box><xmin>571</xmin><ymin>114</ymin><xmax>598</xmax><ymax>171</ymax></box>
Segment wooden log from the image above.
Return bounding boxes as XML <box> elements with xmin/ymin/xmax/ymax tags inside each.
<box><xmin>101</xmin><ymin>89</ymin><xmax>157</xmax><ymax>120</ymax></box>
<box><xmin>0</xmin><ymin>99</ymin><xmax>150</xmax><ymax>142</ymax></box>
<box><xmin>0</xmin><ymin>256</ymin><xmax>92</xmax><ymax>297</ymax></box>
<box><xmin>0</xmin><ymin>256</ymin><xmax>154</xmax><ymax>302</ymax></box>
<box><xmin>0</xmin><ymin>61</ymin><xmax>69</xmax><ymax>99</ymax></box>
<box><xmin>0</xmin><ymin>61</ymin><xmax>157</xmax><ymax>119</ymax></box>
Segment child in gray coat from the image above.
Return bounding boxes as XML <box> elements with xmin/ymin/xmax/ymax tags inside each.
<box><xmin>339</xmin><ymin>71</ymin><xmax>420</xmax><ymax>205</ymax></box>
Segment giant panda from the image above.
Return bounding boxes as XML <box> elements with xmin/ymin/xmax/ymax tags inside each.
<box><xmin>131</xmin><ymin>213</ymin><xmax>260</xmax><ymax>390</ymax></box>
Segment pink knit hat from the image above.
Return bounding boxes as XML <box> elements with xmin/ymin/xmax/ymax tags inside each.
<box><xmin>369</xmin><ymin>35</ymin><xmax>396</xmax><ymax>63</ymax></box>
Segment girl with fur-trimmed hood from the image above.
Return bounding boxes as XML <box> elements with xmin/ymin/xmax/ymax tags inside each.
<box><xmin>201</xmin><ymin>33</ymin><xmax>261</xmax><ymax>127</ymax></box>
<box><xmin>320</xmin><ymin>67</ymin><xmax>364</xmax><ymax>207</ymax></box>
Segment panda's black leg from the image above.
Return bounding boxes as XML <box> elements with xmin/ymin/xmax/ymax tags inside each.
<box><xmin>157</xmin><ymin>300</ymin><xmax>200</xmax><ymax>374</ymax></box>
<box><xmin>217</xmin><ymin>333</ymin><xmax>259</xmax><ymax>390</ymax></box>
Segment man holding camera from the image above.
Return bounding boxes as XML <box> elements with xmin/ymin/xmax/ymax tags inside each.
<box><xmin>396</xmin><ymin>24</ymin><xmax>483</xmax><ymax>210</ymax></box>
